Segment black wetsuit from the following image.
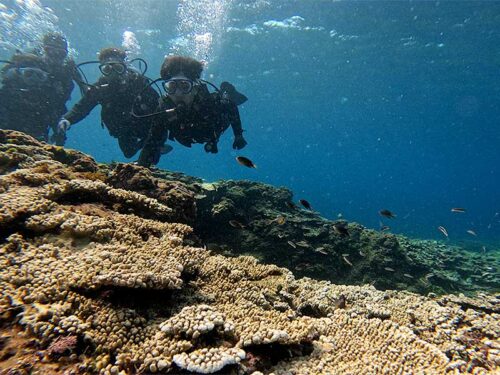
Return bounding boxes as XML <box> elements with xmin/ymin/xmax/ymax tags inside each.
<box><xmin>138</xmin><ymin>84</ymin><xmax>243</xmax><ymax>166</ymax></box>
<box><xmin>63</xmin><ymin>71</ymin><xmax>159</xmax><ymax>158</ymax></box>
<box><xmin>0</xmin><ymin>53</ymin><xmax>81</xmax><ymax>142</ymax></box>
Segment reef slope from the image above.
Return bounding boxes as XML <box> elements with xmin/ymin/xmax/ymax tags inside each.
<box><xmin>0</xmin><ymin>130</ymin><xmax>498</xmax><ymax>374</ymax></box>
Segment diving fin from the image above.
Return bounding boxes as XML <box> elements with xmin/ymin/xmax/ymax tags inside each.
<box><xmin>220</xmin><ymin>81</ymin><xmax>248</xmax><ymax>106</ymax></box>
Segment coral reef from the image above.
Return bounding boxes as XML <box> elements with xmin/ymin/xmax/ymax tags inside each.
<box><xmin>0</xmin><ymin>130</ymin><xmax>498</xmax><ymax>374</ymax></box>
<box><xmin>194</xmin><ymin>180</ymin><xmax>500</xmax><ymax>295</ymax></box>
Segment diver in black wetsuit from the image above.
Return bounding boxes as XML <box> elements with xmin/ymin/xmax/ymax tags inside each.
<box><xmin>137</xmin><ymin>55</ymin><xmax>248</xmax><ymax>167</ymax></box>
<box><xmin>56</xmin><ymin>47</ymin><xmax>159</xmax><ymax>158</ymax></box>
<box><xmin>0</xmin><ymin>32</ymin><xmax>84</xmax><ymax>143</ymax></box>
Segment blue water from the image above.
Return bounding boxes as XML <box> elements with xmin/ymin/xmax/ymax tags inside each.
<box><xmin>1</xmin><ymin>0</ymin><xmax>499</xmax><ymax>244</ymax></box>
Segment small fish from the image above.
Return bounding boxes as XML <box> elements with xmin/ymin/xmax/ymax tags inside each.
<box><xmin>277</xmin><ymin>233</ymin><xmax>286</xmax><ymax>239</ymax></box>
<box><xmin>296</xmin><ymin>241</ymin><xmax>309</xmax><ymax>248</ymax></box>
<box><xmin>384</xmin><ymin>267</ymin><xmax>395</xmax><ymax>272</ymax></box>
<box><xmin>229</xmin><ymin>220</ymin><xmax>245</xmax><ymax>229</ymax></box>
<box><xmin>286</xmin><ymin>202</ymin><xmax>297</xmax><ymax>210</ymax></box>
<box><xmin>466</xmin><ymin>229</ymin><xmax>477</xmax><ymax>236</ymax></box>
<box><xmin>236</xmin><ymin>156</ymin><xmax>257</xmax><ymax>168</ymax></box>
<box><xmin>299</xmin><ymin>199</ymin><xmax>312</xmax><ymax>210</ymax></box>
<box><xmin>482</xmin><ymin>246</ymin><xmax>486</xmax><ymax>253</ymax></box>
<box><xmin>380</xmin><ymin>225</ymin><xmax>390</xmax><ymax>232</ymax></box>
<box><xmin>337</xmin><ymin>213</ymin><xmax>343</xmax><ymax>218</ymax></box>
<box><xmin>294</xmin><ymin>262</ymin><xmax>311</xmax><ymax>271</ymax></box>
<box><xmin>287</xmin><ymin>240</ymin><xmax>297</xmax><ymax>249</ymax></box>
<box><xmin>314</xmin><ymin>247</ymin><xmax>328</xmax><ymax>255</ymax></box>
<box><xmin>379</xmin><ymin>209</ymin><xmax>396</xmax><ymax>219</ymax></box>
<box><xmin>424</xmin><ymin>273</ymin><xmax>435</xmax><ymax>279</ymax></box>
<box><xmin>342</xmin><ymin>253</ymin><xmax>350</xmax><ymax>257</ymax></box>
<box><xmin>271</xmin><ymin>216</ymin><xmax>286</xmax><ymax>225</ymax></box>
<box><xmin>194</xmin><ymin>194</ymin><xmax>207</xmax><ymax>199</ymax></box>
<box><xmin>451</xmin><ymin>207</ymin><xmax>466</xmax><ymax>213</ymax></box>
<box><xmin>403</xmin><ymin>273</ymin><xmax>414</xmax><ymax>279</ymax></box>
<box><xmin>342</xmin><ymin>255</ymin><xmax>353</xmax><ymax>266</ymax></box>
<box><xmin>333</xmin><ymin>223</ymin><xmax>349</xmax><ymax>237</ymax></box>
<box><xmin>437</xmin><ymin>226</ymin><xmax>448</xmax><ymax>238</ymax></box>
<box><xmin>359</xmin><ymin>250</ymin><xmax>366</xmax><ymax>257</ymax></box>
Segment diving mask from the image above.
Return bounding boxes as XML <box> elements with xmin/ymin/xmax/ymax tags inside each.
<box><xmin>4</xmin><ymin>67</ymin><xmax>49</xmax><ymax>85</ymax></box>
<box><xmin>99</xmin><ymin>62</ymin><xmax>127</xmax><ymax>76</ymax></box>
<box><xmin>163</xmin><ymin>78</ymin><xmax>194</xmax><ymax>95</ymax></box>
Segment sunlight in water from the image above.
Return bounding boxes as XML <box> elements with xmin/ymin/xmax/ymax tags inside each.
<box><xmin>172</xmin><ymin>0</ymin><xmax>231</xmax><ymax>65</ymax></box>
<box><xmin>0</xmin><ymin>0</ymin><xmax>58</xmax><ymax>54</ymax></box>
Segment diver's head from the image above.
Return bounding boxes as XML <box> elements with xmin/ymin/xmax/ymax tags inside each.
<box><xmin>98</xmin><ymin>47</ymin><xmax>128</xmax><ymax>80</ymax></box>
<box><xmin>42</xmin><ymin>32</ymin><xmax>68</xmax><ymax>63</ymax></box>
<box><xmin>160</xmin><ymin>55</ymin><xmax>204</xmax><ymax>107</ymax></box>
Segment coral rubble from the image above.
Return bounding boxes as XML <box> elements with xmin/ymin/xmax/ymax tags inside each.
<box><xmin>0</xmin><ymin>130</ymin><xmax>498</xmax><ymax>374</ymax></box>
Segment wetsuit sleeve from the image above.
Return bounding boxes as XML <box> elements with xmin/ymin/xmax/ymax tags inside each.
<box><xmin>226</xmin><ymin>101</ymin><xmax>244</xmax><ymax>136</ymax></box>
<box><xmin>63</xmin><ymin>85</ymin><xmax>101</xmax><ymax>125</ymax></box>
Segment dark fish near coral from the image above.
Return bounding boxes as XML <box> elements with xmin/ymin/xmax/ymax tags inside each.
<box><xmin>342</xmin><ymin>255</ymin><xmax>353</xmax><ymax>266</ymax></box>
<box><xmin>437</xmin><ymin>226</ymin><xmax>448</xmax><ymax>238</ymax></box>
<box><xmin>294</xmin><ymin>262</ymin><xmax>311</xmax><ymax>271</ymax></box>
<box><xmin>379</xmin><ymin>221</ymin><xmax>390</xmax><ymax>232</ymax></box>
<box><xmin>451</xmin><ymin>207</ymin><xmax>466</xmax><ymax>213</ymax></box>
<box><xmin>299</xmin><ymin>199</ymin><xmax>312</xmax><ymax>210</ymax></box>
<box><xmin>286</xmin><ymin>201</ymin><xmax>297</xmax><ymax>210</ymax></box>
<box><xmin>314</xmin><ymin>247</ymin><xmax>328</xmax><ymax>255</ymax></box>
<box><xmin>333</xmin><ymin>223</ymin><xmax>349</xmax><ymax>237</ymax></box>
<box><xmin>379</xmin><ymin>209</ymin><xmax>396</xmax><ymax>219</ymax></box>
<box><xmin>236</xmin><ymin>156</ymin><xmax>257</xmax><ymax>168</ymax></box>
<box><xmin>229</xmin><ymin>220</ymin><xmax>245</xmax><ymax>229</ymax></box>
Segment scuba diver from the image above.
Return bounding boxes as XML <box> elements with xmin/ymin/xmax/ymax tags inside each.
<box><xmin>0</xmin><ymin>32</ymin><xmax>85</xmax><ymax>143</ymax></box>
<box><xmin>137</xmin><ymin>55</ymin><xmax>248</xmax><ymax>167</ymax></box>
<box><xmin>55</xmin><ymin>47</ymin><xmax>159</xmax><ymax>158</ymax></box>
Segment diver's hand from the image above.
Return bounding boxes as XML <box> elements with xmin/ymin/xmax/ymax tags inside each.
<box><xmin>57</xmin><ymin>119</ymin><xmax>71</xmax><ymax>134</ymax></box>
<box><xmin>232</xmin><ymin>134</ymin><xmax>247</xmax><ymax>150</ymax></box>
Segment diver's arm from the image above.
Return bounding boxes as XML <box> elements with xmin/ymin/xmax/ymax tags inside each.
<box><xmin>62</xmin><ymin>85</ymin><xmax>101</xmax><ymax>126</ymax></box>
<box><xmin>225</xmin><ymin>102</ymin><xmax>247</xmax><ymax>149</ymax></box>
<box><xmin>137</xmin><ymin>119</ymin><xmax>170</xmax><ymax>167</ymax></box>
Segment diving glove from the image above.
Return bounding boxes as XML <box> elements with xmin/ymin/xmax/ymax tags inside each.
<box><xmin>57</xmin><ymin>118</ymin><xmax>71</xmax><ymax>133</ymax></box>
<box><xmin>232</xmin><ymin>134</ymin><xmax>247</xmax><ymax>150</ymax></box>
